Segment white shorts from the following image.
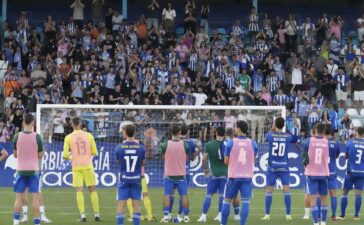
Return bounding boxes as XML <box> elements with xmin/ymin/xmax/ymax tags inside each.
<box><xmin>354</xmin><ymin>91</ymin><xmax>364</xmax><ymax>101</ymax></box>
<box><xmin>336</xmin><ymin>90</ymin><xmax>347</xmax><ymax>101</ymax></box>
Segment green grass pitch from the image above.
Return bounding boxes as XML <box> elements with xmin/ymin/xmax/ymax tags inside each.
<box><xmin>0</xmin><ymin>188</ymin><xmax>359</xmax><ymax>225</ymax></box>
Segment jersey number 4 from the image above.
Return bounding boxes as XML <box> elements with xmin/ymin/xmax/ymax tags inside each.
<box><xmin>272</xmin><ymin>143</ymin><xmax>285</xmax><ymax>157</ymax></box>
<box><xmin>124</xmin><ymin>156</ymin><xmax>138</xmax><ymax>172</ymax></box>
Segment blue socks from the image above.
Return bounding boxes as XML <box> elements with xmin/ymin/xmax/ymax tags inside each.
<box><xmin>340</xmin><ymin>195</ymin><xmax>348</xmax><ymax>217</ymax></box>
<box><xmin>133</xmin><ymin>213</ymin><xmax>140</xmax><ymax>225</ymax></box>
<box><xmin>13</xmin><ymin>212</ymin><xmax>20</xmax><ymax>221</ymax></box>
<box><xmin>321</xmin><ymin>205</ymin><xmax>328</xmax><ymax>222</ymax></box>
<box><xmin>331</xmin><ymin>196</ymin><xmax>337</xmax><ymax>217</ymax></box>
<box><xmin>34</xmin><ymin>217</ymin><xmax>40</xmax><ymax>225</ymax></box>
<box><xmin>221</xmin><ymin>201</ymin><xmax>231</xmax><ymax>225</ymax></box>
<box><xmin>202</xmin><ymin>195</ymin><xmax>212</xmax><ymax>214</ymax></box>
<box><xmin>240</xmin><ymin>199</ymin><xmax>250</xmax><ymax>225</ymax></box>
<box><xmin>311</xmin><ymin>206</ymin><xmax>319</xmax><ymax>224</ymax></box>
<box><xmin>218</xmin><ymin>195</ymin><xmax>224</xmax><ymax>212</ymax></box>
<box><xmin>233</xmin><ymin>202</ymin><xmax>240</xmax><ymax>215</ymax></box>
<box><xmin>265</xmin><ymin>192</ymin><xmax>272</xmax><ymax>215</ymax></box>
<box><xmin>316</xmin><ymin>197</ymin><xmax>321</xmax><ymax>218</ymax></box>
<box><xmin>163</xmin><ymin>206</ymin><xmax>169</xmax><ymax>216</ymax></box>
<box><xmin>284</xmin><ymin>192</ymin><xmax>291</xmax><ymax>215</ymax></box>
<box><xmin>355</xmin><ymin>195</ymin><xmax>362</xmax><ymax>217</ymax></box>
<box><xmin>116</xmin><ymin>213</ymin><xmax>124</xmax><ymax>225</ymax></box>
<box><xmin>183</xmin><ymin>207</ymin><xmax>190</xmax><ymax>216</ymax></box>
<box><xmin>178</xmin><ymin>197</ymin><xmax>183</xmax><ymax>215</ymax></box>
<box><xmin>169</xmin><ymin>195</ymin><xmax>174</xmax><ymax>214</ymax></box>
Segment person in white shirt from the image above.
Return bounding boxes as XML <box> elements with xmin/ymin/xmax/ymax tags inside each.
<box><xmin>284</xmin><ymin>14</ymin><xmax>297</xmax><ymax>52</ymax></box>
<box><xmin>357</xmin><ymin>14</ymin><xmax>364</xmax><ymax>41</ymax></box>
<box><xmin>186</xmin><ymin>86</ymin><xmax>207</xmax><ymax>106</ymax></box>
<box><xmin>162</xmin><ymin>1</ymin><xmax>176</xmax><ymax>33</ymax></box>
<box><xmin>112</xmin><ymin>11</ymin><xmax>124</xmax><ymax>36</ymax></box>
<box><xmin>326</xmin><ymin>58</ymin><xmax>339</xmax><ymax>78</ymax></box>
<box><xmin>70</xmin><ymin>0</ymin><xmax>84</xmax><ymax>28</ymax></box>
<box><xmin>300</xmin><ymin>17</ymin><xmax>315</xmax><ymax>37</ymax></box>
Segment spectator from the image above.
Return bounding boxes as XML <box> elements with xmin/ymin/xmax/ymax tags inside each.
<box><xmin>284</xmin><ymin>14</ymin><xmax>297</xmax><ymax>52</ymax></box>
<box><xmin>184</xmin><ymin>6</ymin><xmax>197</xmax><ymax>34</ymax></box>
<box><xmin>358</xmin><ymin>13</ymin><xmax>364</xmax><ymax>41</ymax></box>
<box><xmin>333</xmin><ymin>68</ymin><xmax>350</xmax><ymax>107</ymax></box>
<box><xmin>112</xmin><ymin>11</ymin><xmax>124</xmax><ymax>37</ymax></box>
<box><xmin>328</xmin><ymin>16</ymin><xmax>344</xmax><ymax>40</ymax></box>
<box><xmin>200</xmin><ymin>2</ymin><xmax>210</xmax><ymax>32</ymax></box>
<box><xmin>162</xmin><ymin>1</ymin><xmax>176</xmax><ymax>33</ymax></box>
<box><xmin>92</xmin><ymin>0</ymin><xmax>105</xmax><ymax>26</ymax></box>
<box><xmin>70</xmin><ymin>0</ymin><xmax>85</xmax><ymax>29</ymax></box>
<box><xmin>44</xmin><ymin>15</ymin><xmax>56</xmax><ymax>42</ymax></box>
<box><xmin>147</xmin><ymin>0</ymin><xmax>160</xmax><ymax>30</ymax></box>
<box><xmin>105</xmin><ymin>8</ymin><xmax>114</xmax><ymax>33</ymax></box>
<box><xmin>248</xmin><ymin>7</ymin><xmax>259</xmax><ymax>44</ymax></box>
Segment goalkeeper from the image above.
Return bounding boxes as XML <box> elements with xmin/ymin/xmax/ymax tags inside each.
<box><xmin>63</xmin><ymin>117</ymin><xmax>101</xmax><ymax>222</ymax></box>
<box><xmin>120</xmin><ymin>123</ymin><xmax>156</xmax><ymax>222</ymax></box>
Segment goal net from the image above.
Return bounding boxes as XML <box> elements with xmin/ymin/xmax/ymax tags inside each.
<box><xmin>36</xmin><ymin>105</ymin><xmax>287</xmax><ymax>188</ymax></box>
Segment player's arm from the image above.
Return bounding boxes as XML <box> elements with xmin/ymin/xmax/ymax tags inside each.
<box><xmin>12</xmin><ymin>133</ymin><xmax>18</xmax><ymax>158</ymax></box>
<box><xmin>159</xmin><ymin>141</ymin><xmax>167</xmax><ymax>159</ymax></box>
<box><xmin>252</xmin><ymin>140</ymin><xmax>258</xmax><ymax>159</ymax></box>
<box><xmin>0</xmin><ymin>149</ymin><xmax>8</xmax><ymax>161</ymax></box>
<box><xmin>335</xmin><ymin>140</ymin><xmax>341</xmax><ymax>158</ymax></box>
<box><xmin>36</xmin><ymin>133</ymin><xmax>44</xmax><ymax>159</ymax></box>
<box><xmin>223</xmin><ymin>140</ymin><xmax>233</xmax><ymax>165</ymax></box>
<box><xmin>88</xmin><ymin>133</ymin><xmax>98</xmax><ymax>156</ymax></box>
<box><xmin>344</xmin><ymin>141</ymin><xmax>350</xmax><ymax>159</ymax></box>
<box><xmin>63</xmin><ymin>135</ymin><xmax>71</xmax><ymax>160</ymax></box>
<box><xmin>202</xmin><ymin>143</ymin><xmax>209</xmax><ymax>176</ymax></box>
<box><xmin>302</xmin><ymin>138</ymin><xmax>310</xmax><ymax>166</ymax></box>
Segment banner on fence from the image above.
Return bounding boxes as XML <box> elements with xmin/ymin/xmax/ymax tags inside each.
<box><xmin>0</xmin><ymin>142</ymin><xmax>348</xmax><ymax>188</ymax></box>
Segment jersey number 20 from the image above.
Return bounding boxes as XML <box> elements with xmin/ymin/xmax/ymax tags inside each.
<box><xmin>272</xmin><ymin>142</ymin><xmax>285</xmax><ymax>157</ymax></box>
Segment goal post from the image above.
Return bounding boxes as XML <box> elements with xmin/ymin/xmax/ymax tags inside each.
<box><xmin>36</xmin><ymin>104</ymin><xmax>287</xmax><ymax>188</ymax></box>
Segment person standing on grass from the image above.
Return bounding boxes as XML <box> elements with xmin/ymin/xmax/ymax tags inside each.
<box><xmin>159</xmin><ymin>124</ymin><xmax>190</xmax><ymax>223</ymax></box>
<box><xmin>12</xmin><ymin>114</ymin><xmax>43</xmax><ymax>225</ymax></box>
<box><xmin>115</xmin><ymin>124</ymin><xmax>146</xmax><ymax>225</ymax></box>
<box><xmin>303</xmin><ymin>123</ymin><xmax>330</xmax><ymax>225</ymax></box>
<box><xmin>63</xmin><ymin>117</ymin><xmax>101</xmax><ymax>222</ymax></box>
<box><xmin>221</xmin><ymin>121</ymin><xmax>258</xmax><ymax>225</ymax></box>
<box><xmin>261</xmin><ymin>117</ymin><xmax>295</xmax><ymax>221</ymax></box>
<box><xmin>338</xmin><ymin>126</ymin><xmax>364</xmax><ymax>221</ymax></box>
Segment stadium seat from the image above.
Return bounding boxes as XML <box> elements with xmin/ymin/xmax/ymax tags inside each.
<box><xmin>217</xmin><ymin>27</ymin><xmax>227</xmax><ymax>35</ymax></box>
<box><xmin>351</xmin><ymin>119</ymin><xmax>362</xmax><ymax>128</ymax></box>
<box><xmin>176</xmin><ymin>27</ymin><xmax>184</xmax><ymax>37</ymax></box>
<box><xmin>346</xmin><ymin>108</ymin><xmax>359</xmax><ymax>116</ymax></box>
<box><xmin>348</xmin><ymin>30</ymin><xmax>358</xmax><ymax>38</ymax></box>
<box><xmin>360</xmin><ymin>109</ymin><xmax>364</xmax><ymax>116</ymax></box>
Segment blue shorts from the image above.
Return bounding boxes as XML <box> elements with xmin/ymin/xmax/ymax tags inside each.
<box><xmin>117</xmin><ymin>182</ymin><xmax>142</xmax><ymax>200</ymax></box>
<box><xmin>14</xmin><ymin>175</ymin><xmax>40</xmax><ymax>193</ymax></box>
<box><xmin>266</xmin><ymin>170</ymin><xmax>290</xmax><ymax>186</ymax></box>
<box><xmin>328</xmin><ymin>178</ymin><xmax>338</xmax><ymax>190</ymax></box>
<box><xmin>305</xmin><ymin>176</ymin><xmax>328</xmax><ymax>195</ymax></box>
<box><xmin>343</xmin><ymin>175</ymin><xmax>364</xmax><ymax>191</ymax></box>
<box><xmin>224</xmin><ymin>178</ymin><xmax>252</xmax><ymax>200</ymax></box>
<box><xmin>164</xmin><ymin>177</ymin><xmax>188</xmax><ymax>196</ymax></box>
<box><xmin>206</xmin><ymin>177</ymin><xmax>226</xmax><ymax>195</ymax></box>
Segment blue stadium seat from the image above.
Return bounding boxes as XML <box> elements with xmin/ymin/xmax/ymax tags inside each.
<box><xmin>217</xmin><ymin>27</ymin><xmax>227</xmax><ymax>35</ymax></box>
<box><xmin>176</xmin><ymin>27</ymin><xmax>184</xmax><ymax>37</ymax></box>
<box><xmin>348</xmin><ymin>30</ymin><xmax>358</xmax><ymax>38</ymax></box>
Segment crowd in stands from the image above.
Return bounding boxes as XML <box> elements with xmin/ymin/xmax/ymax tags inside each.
<box><xmin>1</xmin><ymin>0</ymin><xmax>364</xmax><ymax>144</ymax></box>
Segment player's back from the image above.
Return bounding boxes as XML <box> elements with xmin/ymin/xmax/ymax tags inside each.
<box><xmin>304</xmin><ymin>136</ymin><xmax>330</xmax><ymax>177</ymax></box>
<box><xmin>206</xmin><ymin>140</ymin><xmax>227</xmax><ymax>177</ymax></box>
<box><xmin>266</xmin><ymin>131</ymin><xmax>292</xmax><ymax>171</ymax></box>
<box><xmin>16</xmin><ymin>131</ymin><xmax>40</xmax><ymax>172</ymax></box>
<box><xmin>227</xmin><ymin>137</ymin><xmax>256</xmax><ymax>179</ymax></box>
<box><xmin>67</xmin><ymin>130</ymin><xmax>93</xmax><ymax>169</ymax></box>
<box><xmin>346</xmin><ymin>138</ymin><xmax>364</xmax><ymax>177</ymax></box>
<box><xmin>116</xmin><ymin>141</ymin><xmax>145</xmax><ymax>183</ymax></box>
<box><xmin>328</xmin><ymin>137</ymin><xmax>340</xmax><ymax>177</ymax></box>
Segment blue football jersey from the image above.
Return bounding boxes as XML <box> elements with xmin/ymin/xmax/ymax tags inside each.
<box><xmin>328</xmin><ymin>138</ymin><xmax>340</xmax><ymax>178</ymax></box>
<box><xmin>116</xmin><ymin>141</ymin><xmax>146</xmax><ymax>183</ymax></box>
<box><xmin>265</xmin><ymin>131</ymin><xmax>294</xmax><ymax>171</ymax></box>
<box><xmin>346</xmin><ymin>138</ymin><xmax>364</xmax><ymax>177</ymax></box>
<box><xmin>183</xmin><ymin>139</ymin><xmax>196</xmax><ymax>173</ymax></box>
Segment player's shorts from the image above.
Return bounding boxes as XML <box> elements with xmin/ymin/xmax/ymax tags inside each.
<box><xmin>164</xmin><ymin>177</ymin><xmax>188</xmax><ymax>196</ymax></box>
<box><xmin>72</xmin><ymin>169</ymin><xmax>96</xmax><ymax>188</ymax></box>
<box><xmin>305</xmin><ymin>176</ymin><xmax>328</xmax><ymax>195</ymax></box>
<box><xmin>328</xmin><ymin>177</ymin><xmax>338</xmax><ymax>190</ymax></box>
<box><xmin>266</xmin><ymin>170</ymin><xmax>290</xmax><ymax>186</ymax></box>
<box><xmin>14</xmin><ymin>175</ymin><xmax>40</xmax><ymax>193</ymax></box>
<box><xmin>141</xmin><ymin>177</ymin><xmax>148</xmax><ymax>194</ymax></box>
<box><xmin>224</xmin><ymin>178</ymin><xmax>252</xmax><ymax>200</ymax></box>
<box><xmin>117</xmin><ymin>182</ymin><xmax>142</xmax><ymax>200</ymax></box>
<box><xmin>343</xmin><ymin>175</ymin><xmax>364</xmax><ymax>191</ymax></box>
<box><xmin>207</xmin><ymin>176</ymin><xmax>226</xmax><ymax>195</ymax></box>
